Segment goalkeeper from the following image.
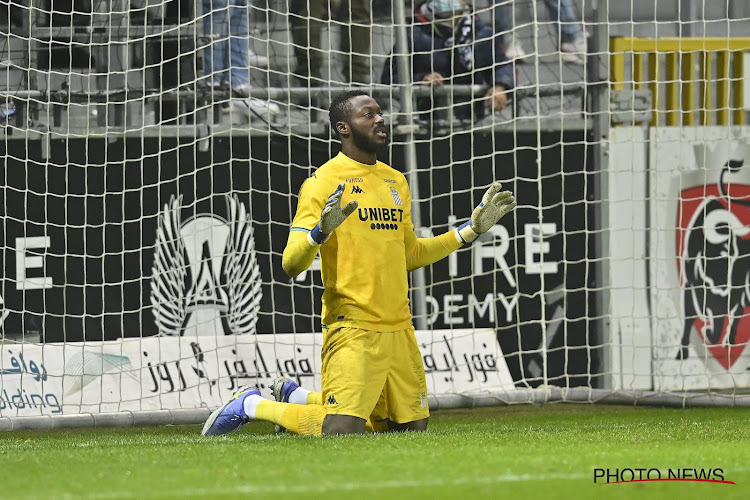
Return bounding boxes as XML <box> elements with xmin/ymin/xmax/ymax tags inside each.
<box><xmin>202</xmin><ymin>90</ymin><xmax>516</xmax><ymax>436</ymax></box>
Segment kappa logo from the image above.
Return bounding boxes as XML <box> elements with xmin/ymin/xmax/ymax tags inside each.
<box><xmin>390</xmin><ymin>186</ymin><xmax>402</xmax><ymax>206</ymax></box>
<box><xmin>326</xmin><ymin>394</ymin><xmax>339</xmax><ymax>405</ymax></box>
<box><xmin>150</xmin><ymin>194</ymin><xmax>262</xmax><ymax>336</ymax></box>
<box><xmin>351</xmin><ymin>185</ymin><xmax>365</xmax><ymax>194</ymax></box>
<box><xmin>676</xmin><ymin>143</ymin><xmax>750</xmax><ymax>369</ymax></box>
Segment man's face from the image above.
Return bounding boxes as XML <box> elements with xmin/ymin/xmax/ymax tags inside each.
<box><xmin>430</xmin><ymin>0</ymin><xmax>466</xmax><ymax>25</ymax></box>
<box><xmin>344</xmin><ymin>96</ymin><xmax>388</xmax><ymax>154</ymax></box>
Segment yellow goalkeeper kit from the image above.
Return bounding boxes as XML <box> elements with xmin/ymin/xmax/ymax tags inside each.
<box><xmin>282</xmin><ymin>152</ymin><xmax>462</xmax><ymax>422</ymax></box>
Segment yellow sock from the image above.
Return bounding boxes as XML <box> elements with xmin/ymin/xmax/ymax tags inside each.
<box><xmin>255</xmin><ymin>400</ymin><xmax>325</xmax><ymax>436</ymax></box>
<box><xmin>305</xmin><ymin>392</ymin><xmax>377</xmax><ymax>431</ymax></box>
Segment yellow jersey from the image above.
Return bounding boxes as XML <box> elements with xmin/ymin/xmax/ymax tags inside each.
<box><xmin>291</xmin><ymin>152</ymin><xmax>417</xmax><ymax>331</ymax></box>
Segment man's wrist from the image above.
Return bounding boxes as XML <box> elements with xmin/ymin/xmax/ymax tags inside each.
<box><xmin>455</xmin><ymin>221</ymin><xmax>479</xmax><ymax>245</ymax></box>
<box><xmin>308</xmin><ymin>224</ymin><xmax>329</xmax><ymax>245</ymax></box>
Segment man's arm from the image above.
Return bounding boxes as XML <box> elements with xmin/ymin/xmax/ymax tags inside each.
<box><xmin>405</xmin><ymin>230</ymin><xmax>462</xmax><ymax>272</ymax></box>
<box><xmin>471</xmin><ymin>22</ymin><xmax>514</xmax><ymax>104</ymax></box>
<box><xmin>404</xmin><ymin>182</ymin><xmax>517</xmax><ymax>271</ymax></box>
<box><xmin>282</xmin><ymin>230</ymin><xmax>320</xmax><ymax>278</ymax></box>
<box><xmin>410</xmin><ymin>25</ymin><xmax>440</xmax><ymax>83</ymax></box>
<box><xmin>382</xmin><ymin>27</ymin><xmax>418</xmax><ymax>84</ymax></box>
<box><xmin>403</xmin><ymin>182</ymin><xmax>459</xmax><ymax>271</ymax></box>
<box><xmin>282</xmin><ymin>182</ymin><xmax>357</xmax><ymax>278</ymax></box>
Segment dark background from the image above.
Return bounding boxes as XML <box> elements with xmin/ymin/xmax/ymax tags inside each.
<box><xmin>0</xmin><ymin>129</ymin><xmax>600</xmax><ymax>387</ymax></box>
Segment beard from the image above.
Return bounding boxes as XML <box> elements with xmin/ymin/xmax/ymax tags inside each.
<box><xmin>350</xmin><ymin>125</ymin><xmax>387</xmax><ymax>155</ymax></box>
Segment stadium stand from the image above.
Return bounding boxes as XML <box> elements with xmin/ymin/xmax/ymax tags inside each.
<box><xmin>0</xmin><ymin>0</ymin><xmax>746</xmax><ymax>135</ymax></box>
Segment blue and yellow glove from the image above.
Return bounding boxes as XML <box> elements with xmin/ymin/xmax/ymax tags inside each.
<box><xmin>308</xmin><ymin>183</ymin><xmax>359</xmax><ymax>245</ymax></box>
<box><xmin>456</xmin><ymin>182</ymin><xmax>517</xmax><ymax>245</ymax></box>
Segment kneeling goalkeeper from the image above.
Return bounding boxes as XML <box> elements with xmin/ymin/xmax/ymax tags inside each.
<box><xmin>202</xmin><ymin>90</ymin><xmax>516</xmax><ymax>436</ymax></box>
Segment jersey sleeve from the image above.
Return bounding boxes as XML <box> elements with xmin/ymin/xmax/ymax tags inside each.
<box><xmin>401</xmin><ymin>174</ymin><xmax>462</xmax><ymax>271</ymax></box>
<box><xmin>283</xmin><ymin>175</ymin><xmax>329</xmax><ymax>278</ymax></box>
<box><xmin>291</xmin><ymin>175</ymin><xmax>326</xmax><ymax>232</ymax></box>
<box><xmin>282</xmin><ymin>230</ymin><xmax>319</xmax><ymax>277</ymax></box>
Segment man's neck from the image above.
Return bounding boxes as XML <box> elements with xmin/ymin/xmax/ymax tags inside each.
<box><xmin>341</xmin><ymin>146</ymin><xmax>377</xmax><ymax>165</ymax></box>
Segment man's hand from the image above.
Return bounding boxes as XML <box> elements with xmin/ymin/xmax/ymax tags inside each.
<box><xmin>309</xmin><ymin>183</ymin><xmax>358</xmax><ymax>245</ymax></box>
<box><xmin>421</xmin><ymin>72</ymin><xmax>445</xmax><ymax>86</ymax></box>
<box><xmin>456</xmin><ymin>182</ymin><xmax>517</xmax><ymax>245</ymax></box>
<box><xmin>485</xmin><ymin>85</ymin><xmax>508</xmax><ymax>111</ymax></box>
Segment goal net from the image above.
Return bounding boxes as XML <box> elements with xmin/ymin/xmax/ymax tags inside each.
<box><xmin>2</xmin><ymin>0</ymin><xmax>750</xmax><ymax>429</ymax></box>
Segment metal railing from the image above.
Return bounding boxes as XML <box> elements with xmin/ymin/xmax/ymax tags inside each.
<box><xmin>610</xmin><ymin>37</ymin><xmax>750</xmax><ymax>126</ymax></box>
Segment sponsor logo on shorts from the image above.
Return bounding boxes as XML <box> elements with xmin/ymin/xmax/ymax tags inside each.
<box><xmin>420</xmin><ymin>392</ymin><xmax>427</xmax><ymax>408</ymax></box>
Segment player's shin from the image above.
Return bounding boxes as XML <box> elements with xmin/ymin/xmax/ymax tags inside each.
<box><xmin>255</xmin><ymin>400</ymin><xmax>326</xmax><ymax>436</ymax></box>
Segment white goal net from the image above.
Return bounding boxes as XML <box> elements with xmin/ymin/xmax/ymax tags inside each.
<box><xmin>2</xmin><ymin>0</ymin><xmax>750</xmax><ymax>429</ymax></box>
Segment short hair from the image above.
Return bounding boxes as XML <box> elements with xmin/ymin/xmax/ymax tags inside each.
<box><xmin>329</xmin><ymin>90</ymin><xmax>370</xmax><ymax>139</ymax></box>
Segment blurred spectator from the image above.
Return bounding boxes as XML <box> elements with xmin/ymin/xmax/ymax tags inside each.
<box><xmin>203</xmin><ymin>0</ymin><xmax>279</xmax><ymax>117</ymax></box>
<box><xmin>289</xmin><ymin>0</ymin><xmax>371</xmax><ymax>85</ymax></box>
<box><xmin>381</xmin><ymin>0</ymin><xmax>514</xmax><ymax>120</ymax></box>
<box><xmin>492</xmin><ymin>0</ymin><xmax>586</xmax><ymax>64</ymax></box>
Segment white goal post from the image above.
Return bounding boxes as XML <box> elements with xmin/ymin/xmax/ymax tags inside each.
<box><xmin>2</xmin><ymin>0</ymin><xmax>750</xmax><ymax>430</ymax></box>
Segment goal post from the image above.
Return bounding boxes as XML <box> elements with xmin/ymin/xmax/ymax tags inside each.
<box><xmin>2</xmin><ymin>0</ymin><xmax>750</xmax><ymax>430</ymax></box>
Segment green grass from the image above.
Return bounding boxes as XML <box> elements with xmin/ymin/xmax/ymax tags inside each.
<box><xmin>2</xmin><ymin>404</ymin><xmax>750</xmax><ymax>499</ymax></box>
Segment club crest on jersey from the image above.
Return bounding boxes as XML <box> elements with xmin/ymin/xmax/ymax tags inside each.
<box><xmin>390</xmin><ymin>186</ymin><xmax>403</xmax><ymax>206</ymax></box>
<box><xmin>150</xmin><ymin>194</ymin><xmax>262</xmax><ymax>337</ymax></box>
<box><xmin>676</xmin><ymin>143</ymin><xmax>750</xmax><ymax>369</ymax></box>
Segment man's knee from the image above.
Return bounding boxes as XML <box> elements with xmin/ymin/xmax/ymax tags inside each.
<box><xmin>322</xmin><ymin>414</ymin><xmax>367</xmax><ymax>435</ymax></box>
<box><xmin>387</xmin><ymin>417</ymin><xmax>429</xmax><ymax>432</ymax></box>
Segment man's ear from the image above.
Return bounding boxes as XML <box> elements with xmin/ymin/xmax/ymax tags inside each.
<box><xmin>337</xmin><ymin>121</ymin><xmax>349</xmax><ymax>137</ymax></box>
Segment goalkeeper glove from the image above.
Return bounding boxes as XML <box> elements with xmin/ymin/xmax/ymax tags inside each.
<box><xmin>308</xmin><ymin>183</ymin><xmax>359</xmax><ymax>245</ymax></box>
<box><xmin>456</xmin><ymin>182</ymin><xmax>517</xmax><ymax>245</ymax></box>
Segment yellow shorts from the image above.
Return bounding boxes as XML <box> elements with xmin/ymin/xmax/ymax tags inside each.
<box><xmin>321</xmin><ymin>325</ymin><xmax>429</xmax><ymax>424</ymax></box>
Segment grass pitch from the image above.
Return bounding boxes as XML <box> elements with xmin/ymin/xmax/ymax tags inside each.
<box><xmin>2</xmin><ymin>404</ymin><xmax>749</xmax><ymax>499</ymax></box>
